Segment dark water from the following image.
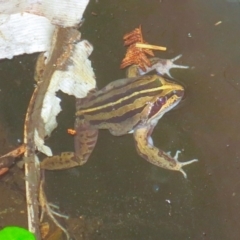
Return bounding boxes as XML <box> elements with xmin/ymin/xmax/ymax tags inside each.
<box><xmin>1</xmin><ymin>0</ymin><xmax>240</xmax><ymax>239</ymax></box>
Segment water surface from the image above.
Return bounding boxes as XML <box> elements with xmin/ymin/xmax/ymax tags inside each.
<box><xmin>1</xmin><ymin>0</ymin><xmax>240</xmax><ymax>239</ymax></box>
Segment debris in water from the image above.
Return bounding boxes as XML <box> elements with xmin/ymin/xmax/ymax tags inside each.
<box><xmin>121</xmin><ymin>25</ymin><xmax>166</xmax><ymax>71</ymax></box>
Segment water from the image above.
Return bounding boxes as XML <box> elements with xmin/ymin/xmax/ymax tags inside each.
<box><xmin>1</xmin><ymin>0</ymin><xmax>240</xmax><ymax>239</ymax></box>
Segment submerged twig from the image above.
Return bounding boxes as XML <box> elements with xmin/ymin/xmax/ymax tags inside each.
<box><xmin>24</xmin><ymin>87</ymin><xmax>41</xmax><ymax>239</ymax></box>
<box><xmin>0</xmin><ymin>144</ymin><xmax>26</xmax><ymax>159</ymax></box>
<box><xmin>0</xmin><ymin>144</ymin><xmax>26</xmax><ymax>175</ymax></box>
<box><xmin>39</xmin><ymin>172</ymin><xmax>70</xmax><ymax>239</ymax></box>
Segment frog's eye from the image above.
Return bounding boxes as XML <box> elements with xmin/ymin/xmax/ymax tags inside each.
<box><xmin>157</xmin><ymin>96</ymin><xmax>166</xmax><ymax>105</ymax></box>
<box><xmin>149</xmin><ymin>96</ymin><xmax>167</xmax><ymax>118</ymax></box>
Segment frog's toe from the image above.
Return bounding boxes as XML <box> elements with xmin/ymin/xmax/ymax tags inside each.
<box><xmin>178</xmin><ymin>159</ymin><xmax>198</xmax><ymax>178</ymax></box>
<box><xmin>173</xmin><ymin>150</ymin><xmax>182</xmax><ymax>160</ymax></box>
<box><xmin>165</xmin><ymin>70</ymin><xmax>174</xmax><ymax>79</ymax></box>
<box><xmin>166</xmin><ymin>151</ymin><xmax>171</xmax><ymax>156</ymax></box>
<box><xmin>169</xmin><ymin>54</ymin><xmax>189</xmax><ymax>69</ymax></box>
<box><xmin>171</xmin><ymin>54</ymin><xmax>183</xmax><ymax>62</ymax></box>
<box><xmin>180</xmin><ymin>158</ymin><xmax>198</xmax><ymax>166</ymax></box>
<box><xmin>171</xmin><ymin>150</ymin><xmax>198</xmax><ymax>178</ymax></box>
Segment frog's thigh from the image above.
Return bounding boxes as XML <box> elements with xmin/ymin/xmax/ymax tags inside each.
<box><xmin>41</xmin><ymin>120</ymin><xmax>98</xmax><ymax>170</ymax></box>
<box><xmin>74</xmin><ymin>120</ymin><xmax>98</xmax><ymax>165</ymax></box>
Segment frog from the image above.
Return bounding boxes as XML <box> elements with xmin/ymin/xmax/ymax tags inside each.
<box><xmin>41</xmin><ymin>55</ymin><xmax>197</xmax><ymax>178</ymax></box>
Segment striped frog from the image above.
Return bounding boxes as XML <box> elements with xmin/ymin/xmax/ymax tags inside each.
<box><xmin>41</xmin><ymin>55</ymin><xmax>197</xmax><ymax>178</ymax></box>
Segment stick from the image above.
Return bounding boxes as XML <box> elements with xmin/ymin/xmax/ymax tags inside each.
<box><xmin>24</xmin><ymin>87</ymin><xmax>41</xmax><ymax>239</ymax></box>
<box><xmin>136</xmin><ymin>42</ymin><xmax>167</xmax><ymax>51</ymax></box>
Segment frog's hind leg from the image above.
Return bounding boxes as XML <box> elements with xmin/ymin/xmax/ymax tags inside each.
<box><xmin>74</xmin><ymin>119</ymin><xmax>98</xmax><ymax>166</ymax></box>
<box><xmin>133</xmin><ymin>126</ymin><xmax>198</xmax><ymax>178</ymax></box>
<box><xmin>41</xmin><ymin>120</ymin><xmax>98</xmax><ymax>170</ymax></box>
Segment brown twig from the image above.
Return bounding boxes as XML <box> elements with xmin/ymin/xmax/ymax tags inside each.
<box><xmin>121</xmin><ymin>26</ymin><xmax>166</xmax><ymax>71</ymax></box>
<box><xmin>24</xmin><ymin>86</ymin><xmax>41</xmax><ymax>239</ymax></box>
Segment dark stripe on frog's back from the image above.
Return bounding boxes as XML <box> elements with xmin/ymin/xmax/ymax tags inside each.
<box><xmin>88</xmin><ymin>105</ymin><xmax>145</xmax><ymax>126</ymax></box>
<box><xmin>82</xmin><ymin>91</ymin><xmax>157</xmax><ymax>118</ymax></box>
<box><xmin>78</xmin><ymin>75</ymin><xmax>162</xmax><ymax>112</ymax></box>
<box><xmin>91</xmin><ymin>75</ymin><xmax>154</xmax><ymax>102</ymax></box>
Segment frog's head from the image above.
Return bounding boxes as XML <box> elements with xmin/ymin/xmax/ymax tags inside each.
<box><xmin>148</xmin><ymin>77</ymin><xmax>184</xmax><ymax>125</ymax></box>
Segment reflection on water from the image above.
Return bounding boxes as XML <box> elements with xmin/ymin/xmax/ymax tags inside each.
<box><xmin>1</xmin><ymin>0</ymin><xmax>240</xmax><ymax>239</ymax></box>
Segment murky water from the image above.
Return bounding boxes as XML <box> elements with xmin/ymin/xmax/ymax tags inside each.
<box><xmin>1</xmin><ymin>0</ymin><xmax>240</xmax><ymax>239</ymax></box>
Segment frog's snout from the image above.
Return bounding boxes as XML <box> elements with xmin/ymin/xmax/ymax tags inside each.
<box><xmin>173</xmin><ymin>89</ymin><xmax>184</xmax><ymax>98</ymax></box>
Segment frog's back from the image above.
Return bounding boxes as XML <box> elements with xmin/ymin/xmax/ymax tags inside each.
<box><xmin>76</xmin><ymin>74</ymin><xmax>166</xmax><ymax>134</ymax></box>
<box><xmin>78</xmin><ymin>75</ymin><xmax>163</xmax><ymax>111</ymax></box>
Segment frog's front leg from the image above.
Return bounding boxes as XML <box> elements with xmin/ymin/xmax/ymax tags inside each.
<box><xmin>142</xmin><ymin>55</ymin><xmax>189</xmax><ymax>78</ymax></box>
<box><xmin>133</xmin><ymin>126</ymin><xmax>198</xmax><ymax>178</ymax></box>
<box><xmin>41</xmin><ymin>119</ymin><xmax>98</xmax><ymax>170</ymax></box>
<box><xmin>126</xmin><ymin>54</ymin><xmax>189</xmax><ymax>78</ymax></box>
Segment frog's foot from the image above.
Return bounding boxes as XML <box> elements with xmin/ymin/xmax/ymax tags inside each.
<box><xmin>134</xmin><ymin>127</ymin><xmax>198</xmax><ymax>178</ymax></box>
<box><xmin>138</xmin><ymin>54</ymin><xmax>189</xmax><ymax>78</ymax></box>
<box><xmin>155</xmin><ymin>54</ymin><xmax>189</xmax><ymax>78</ymax></box>
<box><xmin>171</xmin><ymin>150</ymin><xmax>198</xmax><ymax>178</ymax></box>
